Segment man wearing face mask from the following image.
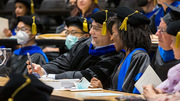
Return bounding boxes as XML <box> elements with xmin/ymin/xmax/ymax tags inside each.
<box><xmin>9</xmin><ymin>16</ymin><xmax>49</xmax><ymax>74</ymax></box>
<box><xmin>64</xmin><ymin>16</ymin><xmax>90</xmax><ymax>50</ymax></box>
<box><xmin>136</xmin><ymin>0</ymin><xmax>160</xmax><ymax>18</ymax></box>
<box><xmin>27</xmin><ymin>11</ymin><xmax>125</xmax><ymax>86</ymax></box>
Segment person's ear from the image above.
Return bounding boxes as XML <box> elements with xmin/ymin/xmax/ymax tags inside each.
<box><xmin>84</xmin><ymin>34</ymin><xmax>90</xmax><ymax>37</ymax></box>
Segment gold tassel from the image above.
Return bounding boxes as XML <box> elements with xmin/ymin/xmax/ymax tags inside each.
<box><xmin>102</xmin><ymin>22</ymin><xmax>107</xmax><ymax>35</ymax></box>
<box><xmin>119</xmin><ymin>10</ymin><xmax>139</xmax><ymax>31</ymax></box>
<box><xmin>32</xmin><ymin>16</ymin><xmax>37</xmax><ymax>35</ymax></box>
<box><xmin>102</xmin><ymin>10</ymin><xmax>108</xmax><ymax>35</ymax></box>
<box><xmin>94</xmin><ymin>0</ymin><xmax>98</xmax><ymax>4</ymax></box>
<box><xmin>154</xmin><ymin>0</ymin><xmax>157</xmax><ymax>6</ymax></box>
<box><xmin>119</xmin><ymin>17</ymin><xmax>128</xmax><ymax>31</ymax></box>
<box><xmin>31</xmin><ymin>0</ymin><xmax>35</xmax><ymax>14</ymax></box>
<box><xmin>83</xmin><ymin>18</ymin><xmax>88</xmax><ymax>32</ymax></box>
<box><xmin>175</xmin><ymin>32</ymin><xmax>180</xmax><ymax>48</ymax></box>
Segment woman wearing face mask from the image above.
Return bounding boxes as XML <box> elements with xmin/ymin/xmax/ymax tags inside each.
<box><xmin>3</xmin><ymin>0</ymin><xmax>34</xmax><ymax>37</ymax></box>
<box><xmin>71</xmin><ymin>0</ymin><xmax>100</xmax><ymax>21</ymax></box>
<box><xmin>9</xmin><ymin>16</ymin><xmax>49</xmax><ymax>74</ymax></box>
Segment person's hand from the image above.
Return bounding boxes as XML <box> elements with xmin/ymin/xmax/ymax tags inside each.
<box><xmin>43</xmin><ymin>47</ymin><xmax>59</xmax><ymax>52</ymax></box>
<box><xmin>3</xmin><ymin>28</ymin><xmax>12</xmax><ymax>37</ymax></box>
<box><xmin>90</xmin><ymin>77</ymin><xmax>103</xmax><ymax>88</ymax></box>
<box><xmin>26</xmin><ymin>61</ymin><xmax>45</xmax><ymax>77</ymax></box>
<box><xmin>143</xmin><ymin>85</ymin><xmax>159</xmax><ymax>100</ymax></box>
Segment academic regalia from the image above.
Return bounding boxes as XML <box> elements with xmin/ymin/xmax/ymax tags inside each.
<box><xmin>80</xmin><ymin>8</ymin><xmax>100</xmax><ymax>21</ymax></box>
<box><xmin>151</xmin><ymin>47</ymin><xmax>180</xmax><ymax>81</ymax></box>
<box><xmin>151</xmin><ymin>5</ymin><xmax>180</xmax><ymax>81</ymax></box>
<box><xmin>142</xmin><ymin>5</ymin><xmax>160</xmax><ymax>18</ymax></box>
<box><xmin>43</xmin><ymin>37</ymin><xmax>125</xmax><ymax>84</ymax></box>
<box><xmin>106</xmin><ymin>49</ymin><xmax>150</xmax><ymax>93</ymax></box>
<box><xmin>0</xmin><ymin>74</ymin><xmax>53</xmax><ymax>101</ymax></box>
<box><xmin>149</xmin><ymin>1</ymin><xmax>180</xmax><ymax>34</ymax></box>
<box><xmin>10</xmin><ymin>46</ymin><xmax>49</xmax><ymax>74</ymax></box>
<box><xmin>105</xmin><ymin>7</ymin><xmax>151</xmax><ymax>94</ymax></box>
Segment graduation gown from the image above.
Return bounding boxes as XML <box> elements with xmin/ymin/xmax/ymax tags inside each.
<box><xmin>151</xmin><ymin>47</ymin><xmax>180</xmax><ymax>81</ymax></box>
<box><xmin>105</xmin><ymin>49</ymin><xmax>150</xmax><ymax>93</ymax></box>
<box><xmin>43</xmin><ymin>37</ymin><xmax>125</xmax><ymax>84</ymax></box>
<box><xmin>149</xmin><ymin>1</ymin><xmax>180</xmax><ymax>34</ymax></box>
<box><xmin>10</xmin><ymin>46</ymin><xmax>49</xmax><ymax>74</ymax></box>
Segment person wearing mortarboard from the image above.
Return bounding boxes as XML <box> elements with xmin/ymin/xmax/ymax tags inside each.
<box><xmin>71</xmin><ymin>0</ymin><xmax>100</xmax><ymax>21</ymax></box>
<box><xmin>143</xmin><ymin>20</ymin><xmax>180</xmax><ymax>101</ymax></box>
<box><xmin>149</xmin><ymin>0</ymin><xmax>180</xmax><ymax>34</ymax></box>
<box><xmin>27</xmin><ymin>10</ymin><xmax>125</xmax><ymax>87</ymax></box>
<box><xmin>0</xmin><ymin>74</ymin><xmax>53</xmax><ymax>101</ymax></box>
<box><xmin>9</xmin><ymin>16</ymin><xmax>49</xmax><ymax>75</ymax></box>
<box><xmin>151</xmin><ymin>3</ymin><xmax>180</xmax><ymax>82</ymax></box>
<box><xmin>43</xmin><ymin>16</ymin><xmax>91</xmax><ymax>60</ymax></box>
<box><xmin>136</xmin><ymin>0</ymin><xmax>160</xmax><ymax>18</ymax></box>
<box><xmin>91</xmin><ymin>6</ymin><xmax>151</xmax><ymax>94</ymax></box>
<box><xmin>3</xmin><ymin>0</ymin><xmax>35</xmax><ymax>37</ymax></box>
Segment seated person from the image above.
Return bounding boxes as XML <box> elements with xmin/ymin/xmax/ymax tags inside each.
<box><xmin>90</xmin><ymin>7</ymin><xmax>151</xmax><ymax>94</ymax></box>
<box><xmin>3</xmin><ymin>0</ymin><xmax>34</xmax><ymax>37</ymax></box>
<box><xmin>136</xmin><ymin>0</ymin><xmax>159</xmax><ymax>18</ymax></box>
<box><xmin>43</xmin><ymin>16</ymin><xmax>91</xmax><ymax>59</ymax></box>
<box><xmin>27</xmin><ymin>10</ymin><xmax>125</xmax><ymax>86</ymax></box>
<box><xmin>9</xmin><ymin>16</ymin><xmax>49</xmax><ymax>74</ymax></box>
<box><xmin>143</xmin><ymin>20</ymin><xmax>180</xmax><ymax>101</ymax></box>
<box><xmin>151</xmin><ymin>4</ymin><xmax>180</xmax><ymax>81</ymax></box>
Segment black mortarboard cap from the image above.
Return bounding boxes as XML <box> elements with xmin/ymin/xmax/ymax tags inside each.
<box><xmin>167</xmin><ymin>20</ymin><xmax>180</xmax><ymax>36</ymax></box>
<box><xmin>163</xmin><ymin>3</ymin><xmax>180</xmax><ymax>25</ymax></box>
<box><xmin>17</xmin><ymin>16</ymin><xmax>44</xmax><ymax>33</ymax></box>
<box><xmin>15</xmin><ymin>0</ymin><xmax>31</xmax><ymax>9</ymax></box>
<box><xmin>116</xmin><ymin>6</ymin><xmax>150</xmax><ymax>31</ymax></box>
<box><xmin>15</xmin><ymin>0</ymin><xmax>35</xmax><ymax>14</ymax></box>
<box><xmin>90</xmin><ymin>11</ymin><xmax>115</xmax><ymax>25</ymax></box>
<box><xmin>65</xmin><ymin>16</ymin><xmax>91</xmax><ymax>33</ymax></box>
<box><xmin>167</xmin><ymin>20</ymin><xmax>180</xmax><ymax>48</ymax></box>
<box><xmin>0</xmin><ymin>74</ymin><xmax>53</xmax><ymax>101</ymax></box>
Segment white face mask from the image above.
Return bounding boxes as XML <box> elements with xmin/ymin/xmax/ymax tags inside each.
<box><xmin>16</xmin><ymin>31</ymin><xmax>30</xmax><ymax>45</ymax></box>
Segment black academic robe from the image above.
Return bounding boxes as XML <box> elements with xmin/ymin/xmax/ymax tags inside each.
<box><xmin>43</xmin><ymin>37</ymin><xmax>125</xmax><ymax>84</ymax></box>
<box><xmin>104</xmin><ymin>50</ymin><xmax>150</xmax><ymax>93</ymax></box>
<box><xmin>151</xmin><ymin>48</ymin><xmax>180</xmax><ymax>81</ymax></box>
<box><xmin>10</xmin><ymin>53</ymin><xmax>47</xmax><ymax>74</ymax></box>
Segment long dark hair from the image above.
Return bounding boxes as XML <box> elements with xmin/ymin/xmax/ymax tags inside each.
<box><xmin>107</xmin><ymin>16</ymin><xmax>151</xmax><ymax>53</ymax></box>
<box><xmin>71</xmin><ymin>0</ymin><xmax>100</xmax><ymax>18</ymax></box>
<box><xmin>10</xmin><ymin>2</ymin><xmax>31</xmax><ymax>31</ymax></box>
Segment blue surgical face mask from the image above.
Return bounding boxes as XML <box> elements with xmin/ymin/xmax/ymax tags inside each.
<box><xmin>65</xmin><ymin>35</ymin><xmax>79</xmax><ymax>50</ymax></box>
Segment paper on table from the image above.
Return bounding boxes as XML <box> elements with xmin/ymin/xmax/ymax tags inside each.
<box><xmin>0</xmin><ymin>17</ymin><xmax>9</xmax><ymax>37</ymax></box>
<box><xmin>78</xmin><ymin>92</ymin><xmax>122</xmax><ymax>96</ymax></box>
<box><xmin>134</xmin><ymin>65</ymin><xmax>162</xmax><ymax>94</ymax></box>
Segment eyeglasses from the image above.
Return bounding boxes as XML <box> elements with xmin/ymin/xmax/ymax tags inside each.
<box><xmin>15</xmin><ymin>27</ymin><xmax>31</xmax><ymax>33</ymax></box>
<box><xmin>157</xmin><ymin>26</ymin><xmax>166</xmax><ymax>34</ymax></box>
<box><xmin>65</xmin><ymin>30</ymin><xmax>83</xmax><ymax>36</ymax></box>
<box><xmin>90</xmin><ymin>25</ymin><xmax>102</xmax><ymax>31</ymax></box>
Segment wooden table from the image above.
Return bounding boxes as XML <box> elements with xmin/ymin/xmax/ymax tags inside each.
<box><xmin>0</xmin><ymin>38</ymin><xmax>65</xmax><ymax>46</ymax></box>
<box><xmin>51</xmin><ymin>89</ymin><xmax>144</xmax><ymax>101</ymax></box>
<box><xmin>0</xmin><ymin>77</ymin><xmax>144</xmax><ymax>101</ymax></box>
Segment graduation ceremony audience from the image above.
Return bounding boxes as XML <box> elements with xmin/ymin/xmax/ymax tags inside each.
<box><xmin>1</xmin><ymin>0</ymin><xmax>180</xmax><ymax>101</ymax></box>
<box><xmin>91</xmin><ymin>6</ymin><xmax>151</xmax><ymax>94</ymax></box>
<box><xmin>9</xmin><ymin>16</ymin><xmax>49</xmax><ymax>74</ymax></box>
<box><xmin>136</xmin><ymin>0</ymin><xmax>160</xmax><ymax>18</ymax></box>
<box><xmin>143</xmin><ymin>20</ymin><xmax>180</xmax><ymax>101</ymax></box>
<box><xmin>3</xmin><ymin>0</ymin><xmax>34</xmax><ymax>37</ymax></box>
<box><xmin>27</xmin><ymin>10</ymin><xmax>125</xmax><ymax>86</ymax></box>
<box><xmin>150</xmin><ymin>0</ymin><xmax>180</xmax><ymax>34</ymax></box>
<box><xmin>151</xmin><ymin>3</ymin><xmax>180</xmax><ymax>81</ymax></box>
